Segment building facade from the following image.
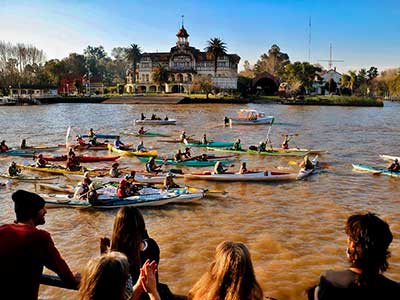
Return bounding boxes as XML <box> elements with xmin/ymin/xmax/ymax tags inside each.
<box><xmin>125</xmin><ymin>26</ymin><xmax>240</xmax><ymax>93</ymax></box>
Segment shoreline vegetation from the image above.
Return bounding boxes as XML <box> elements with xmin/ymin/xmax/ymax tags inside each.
<box><xmin>36</xmin><ymin>94</ymin><xmax>384</xmax><ymax>107</ymax></box>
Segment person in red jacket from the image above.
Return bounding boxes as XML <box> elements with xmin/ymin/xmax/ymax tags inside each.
<box><xmin>0</xmin><ymin>190</ymin><xmax>80</xmax><ymax>300</ymax></box>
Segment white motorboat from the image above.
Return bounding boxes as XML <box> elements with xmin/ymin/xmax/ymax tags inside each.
<box><xmin>228</xmin><ymin>109</ymin><xmax>274</xmax><ymax>125</ymax></box>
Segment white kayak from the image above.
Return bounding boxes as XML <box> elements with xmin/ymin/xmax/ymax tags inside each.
<box><xmin>379</xmin><ymin>154</ymin><xmax>400</xmax><ymax>161</ymax></box>
<box><xmin>64</xmin><ymin>173</ymin><xmax>177</xmax><ymax>184</ymax></box>
<box><xmin>134</xmin><ymin>119</ymin><xmax>177</xmax><ymax>125</ymax></box>
<box><xmin>41</xmin><ymin>191</ymin><xmax>180</xmax><ymax>209</ymax></box>
<box><xmin>297</xmin><ymin>156</ymin><xmax>319</xmax><ymax>180</ymax></box>
<box><xmin>184</xmin><ymin>170</ymin><xmax>297</xmax><ymax>182</ymax></box>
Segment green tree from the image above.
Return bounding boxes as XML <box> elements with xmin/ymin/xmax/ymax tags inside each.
<box><xmin>124</xmin><ymin>44</ymin><xmax>142</xmax><ymax>84</ymax></box>
<box><xmin>43</xmin><ymin>59</ymin><xmax>66</xmax><ymax>85</ymax></box>
<box><xmin>151</xmin><ymin>64</ymin><xmax>168</xmax><ymax>91</ymax></box>
<box><xmin>254</xmin><ymin>44</ymin><xmax>290</xmax><ymax>78</ymax></box>
<box><xmin>367</xmin><ymin>66</ymin><xmax>378</xmax><ymax>81</ymax></box>
<box><xmin>192</xmin><ymin>75</ymin><xmax>213</xmax><ymax>99</ymax></box>
<box><xmin>348</xmin><ymin>70</ymin><xmax>358</xmax><ymax>95</ymax></box>
<box><xmin>282</xmin><ymin>61</ymin><xmax>321</xmax><ymax>94</ymax></box>
<box><xmin>205</xmin><ymin>38</ymin><xmax>227</xmax><ymax>76</ymax></box>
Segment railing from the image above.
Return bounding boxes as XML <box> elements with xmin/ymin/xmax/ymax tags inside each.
<box><xmin>41</xmin><ymin>274</ymin><xmax>78</xmax><ymax>290</ymax></box>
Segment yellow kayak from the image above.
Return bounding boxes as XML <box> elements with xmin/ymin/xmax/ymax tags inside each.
<box><xmin>17</xmin><ymin>164</ymin><xmax>101</xmax><ymax>176</ymax></box>
<box><xmin>107</xmin><ymin>144</ymin><xmax>157</xmax><ymax>157</ymax></box>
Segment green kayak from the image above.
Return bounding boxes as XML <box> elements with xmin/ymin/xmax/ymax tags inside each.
<box><xmin>137</xmin><ymin>156</ymin><xmax>234</xmax><ymax>167</ymax></box>
<box><xmin>207</xmin><ymin>147</ymin><xmax>309</xmax><ymax>156</ymax></box>
<box><xmin>184</xmin><ymin>141</ymin><xmax>234</xmax><ymax>148</ymax></box>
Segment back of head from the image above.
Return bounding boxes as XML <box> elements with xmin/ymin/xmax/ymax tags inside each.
<box><xmin>12</xmin><ymin>190</ymin><xmax>45</xmax><ymax>222</ymax></box>
<box><xmin>79</xmin><ymin>251</ymin><xmax>129</xmax><ymax>300</ymax></box>
<box><xmin>189</xmin><ymin>241</ymin><xmax>263</xmax><ymax>300</ymax></box>
<box><xmin>345</xmin><ymin>213</ymin><xmax>393</xmax><ymax>277</ymax></box>
<box><xmin>111</xmin><ymin>207</ymin><xmax>145</xmax><ymax>280</ymax></box>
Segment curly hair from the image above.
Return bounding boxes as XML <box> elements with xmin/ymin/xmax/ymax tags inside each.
<box><xmin>345</xmin><ymin>213</ymin><xmax>393</xmax><ymax>284</ymax></box>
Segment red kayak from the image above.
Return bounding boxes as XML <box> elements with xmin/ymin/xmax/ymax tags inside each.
<box><xmin>42</xmin><ymin>155</ymin><xmax>120</xmax><ymax>162</ymax></box>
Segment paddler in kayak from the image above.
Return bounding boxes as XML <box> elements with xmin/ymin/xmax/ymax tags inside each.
<box><xmin>88</xmin><ymin>128</ymin><xmax>97</xmax><ymax>145</ymax></box>
<box><xmin>8</xmin><ymin>161</ymin><xmax>21</xmax><ymax>176</ymax></box>
<box><xmin>258</xmin><ymin>140</ymin><xmax>267</xmax><ymax>152</ymax></box>
<box><xmin>163</xmin><ymin>173</ymin><xmax>179</xmax><ymax>189</ymax></box>
<box><xmin>20</xmin><ymin>139</ymin><xmax>27</xmax><ymax>149</ymax></box>
<box><xmin>136</xmin><ymin>141</ymin><xmax>147</xmax><ymax>152</ymax></box>
<box><xmin>68</xmin><ymin>147</ymin><xmax>76</xmax><ymax>158</ymax></box>
<box><xmin>76</xmin><ymin>135</ymin><xmax>85</xmax><ymax>145</ymax></box>
<box><xmin>0</xmin><ymin>140</ymin><xmax>9</xmax><ymax>152</ymax></box>
<box><xmin>238</xmin><ymin>162</ymin><xmax>248</xmax><ymax>174</ymax></box>
<box><xmin>114</xmin><ymin>136</ymin><xmax>126</xmax><ymax>150</ymax></box>
<box><xmin>180</xmin><ymin>131</ymin><xmax>187</xmax><ymax>142</ymax></box>
<box><xmin>138</xmin><ymin>126</ymin><xmax>147</xmax><ymax>135</ymax></box>
<box><xmin>146</xmin><ymin>157</ymin><xmax>162</xmax><ymax>173</ymax></box>
<box><xmin>299</xmin><ymin>155</ymin><xmax>314</xmax><ymax>170</ymax></box>
<box><xmin>281</xmin><ymin>134</ymin><xmax>291</xmax><ymax>149</ymax></box>
<box><xmin>174</xmin><ymin>149</ymin><xmax>184</xmax><ymax>162</ymax></box>
<box><xmin>110</xmin><ymin>162</ymin><xmax>122</xmax><ymax>178</ymax></box>
<box><xmin>214</xmin><ymin>161</ymin><xmax>228</xmax><ymax>174</ymax></box>
<box><xmin>387</xmin><ymin>158</ymin><xmax>400</xmax><ymax>172</ymax></box>
<box><xmin>183</xmin><ymin>147</ymin><xmax>191</xmax><ymax>158</ymax></box>
<box><xmin>201</xmin><ymin>133</ymin><xmax>208</xmax><ymax>144</ymax></box>
<box><xmin>232</xmin><ymin>139</ymin><xmax>242</xmax><ymax>151</ymax></box>
<box><xmin>35</xmin><ymin>154</ymin><xmax>48</xmax><ymax>168</ymax></box>
<box><xmin>66</xmin><ymin>154</ymin><xmax>81</xmax><ymax>171</ymax></box>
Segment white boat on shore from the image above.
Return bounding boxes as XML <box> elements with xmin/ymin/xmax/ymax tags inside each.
<box><xmin>0</xmin><ymin>96</ymin><xmax>18</xmax><ymax>106</ymax></box>
<box><xmin>228</xmin><ymin>109</ymin><xmax>274</xmax><ymax>125</ymax></box>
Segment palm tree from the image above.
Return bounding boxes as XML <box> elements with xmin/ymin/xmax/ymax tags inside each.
<box><xmin>205</xmin><ymin>38</ymin><xmax>227</xmax><ymax>76</ymax></box>
<box><xmin>151</xmin><ymin>64</ymin><xmax>168</xmax><ymax>92</ymax></box>
<box><xmin>349</xmin><ymin>70</ymin><xmax>357</xmax><ymax>95</ymax></box>
<box><xmin>124</xmin><ymin>44</ymin><xmax>142</xmax><ymax>84</ymax></box>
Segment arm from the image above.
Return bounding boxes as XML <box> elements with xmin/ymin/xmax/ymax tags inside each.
<box><xmin>42</xmin><ymin>231</ymin><xmax>78</xmax><ymax>289</ymax></box>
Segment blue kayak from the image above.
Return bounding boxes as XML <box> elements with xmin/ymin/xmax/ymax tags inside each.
<box><xmin>82</xmin><ymin>134</ymin><xmax>119</xmax><ymax>139</ymax></box>
<box><xmin>352</xmin><ymin>164</ymin><xmax>400</xmax><ymax>177</ymax></box>
<box><xmin>0</xmin><ymin>149</ymin><xmax>35</xmax><ymax>156</ymax></box>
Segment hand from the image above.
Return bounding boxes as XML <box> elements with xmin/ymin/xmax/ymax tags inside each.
<box><xmin>99</xmin><ymin>237</ymin><xmax>110</xmax><ymax>254</ymax></box>
<box><xmin>140</xmin><ymin>260</ymin><xmax>159</xmax><ymax>300</ymax></box>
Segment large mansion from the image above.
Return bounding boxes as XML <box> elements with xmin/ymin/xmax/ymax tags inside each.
<box><xmin>125</xmin><ymin>26</ymin><xmax>240</xmax><ymax>93</ymax></box>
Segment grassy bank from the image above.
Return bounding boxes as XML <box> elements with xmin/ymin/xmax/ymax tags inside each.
<box><xmin>256</xmin><ymin>95</ymin><xmax>383</xmax><ymax>107</ymax></box>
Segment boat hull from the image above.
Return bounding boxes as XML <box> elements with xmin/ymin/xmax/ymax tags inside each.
<box><xmin>134</xmin><ymin>119</ymin><xmax>177</xmax><ymax>125</ymax></box>
<box><xmin>184</xmin><ymin>171</ymin><xmax>297</xmax><ymax>182</ymax></box>
<box><xmin>352</xmin><ymin>164</ymin><xmax>400</xmax><ymax>177</ymax></box>
<box><xmin>107</xmin><ymin>144</ymin><xmax>157</xmax><ymax>157</ymax></box>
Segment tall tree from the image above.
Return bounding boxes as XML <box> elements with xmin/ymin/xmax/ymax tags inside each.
<box><xmin>124</xmin><ymin>44</ymin><xmax>142</xmax><ymax>83</ymax></box>
<box><xmin>205</xmin><ymin>38</ymin><xmax>227</xmax><ymax>76</ymax></box>
<box><xmin>254</xmin><ymin>44</ymin><xmax>290</xmax><ymax>78</ymax></box>
<box><xmin>151</xmin><ymin>64</ymin><xmax>168</xmax><ymax>90</ymax></box>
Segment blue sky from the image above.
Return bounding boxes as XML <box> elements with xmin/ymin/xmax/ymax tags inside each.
<box><xmin>1</xmin><ymin>0</ymin><xmax>399</xmax><ymax>73</ymax></box>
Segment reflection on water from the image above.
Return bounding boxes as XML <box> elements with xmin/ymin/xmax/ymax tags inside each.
<box><xmin>0</xmin><ymin>102</ymin><xmax>399</xmax><ymax>300</ymax></box>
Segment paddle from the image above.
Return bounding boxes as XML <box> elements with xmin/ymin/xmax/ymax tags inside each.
<box><xmin>288</xmin><ymin>160</ymin><xmax>329</xmax><ymax>169</ymax></box>
<box><xmin>186</xmin><ymin>185</ymin><xmax>228</xmax><ymax>196</ymax></box>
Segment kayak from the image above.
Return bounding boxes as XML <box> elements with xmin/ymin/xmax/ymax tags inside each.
<box><xmin>0</xmin><ymin>173</ymin><xmax>59</xmax><ymax>182</ymax></box>
<box><xmin>108</xmin><ymin>144</ymin><xmax>158</xmax><ymax>157</ymax></box>
<box><xmin>184</xmin><ymin>141</ymin><xmax>235</xmax><ymax>148</ymax></box>
<box><xmin>65</xmin><ymin>172</ymin><xmax>182</xmax><ymax>184</ymax></box>
<box><xmin>134</xmin><ymin>119</ymin><xmax>177</xmax><ymax>125</ymax></box>
<box><xmin>352</xmin><ymin>164</ymin><xmax>400</xmax><ymax>178</ymax></box>
<box><xmin>42</xmin><ymin>191</ymin><xmax>180</xmax><ymax>209</ymax></box>
<box><xmin>122</xmin><ymin>131</ymin><xmax>170</xmax><ymax>137</ymax></box>
<box><xmin>17</xmin><ymin>164</ymin><xmax>101</xmax><ymax>176</ymax></box>
<box><xmin>38</xmin><ymin>183</ymin><xmax>75</xmax><ymax>193</ymax></box>
<box><xmin>157</xmin><ymin>138</ymin><xmax>197</xmax><ymax>144</ymax></box>
<box><xmin>17</xmin><ymin>145</ymin><xmax>60</xmax><ymax>151</ymax></box>
<box><xmin>42</xmin><ymin>154</ymin><xmax>120</xmax><ymax>162</ymax></box>
<box><xmin>379</xmin><ymin>154</ymin><xmax>400</xmax><ymax>161</ymax></box>
<box><xmin>0</xmin><ymin>149</ymin><xmax>36</xmax><ymax>156</ymax></box>
<box><xmin>136</xmin><ymin>157</ymin><xmax>234</xmax><ymax>167</ymax></box>
<box><xmin>81</xmin><ymin>134</ymin><xmax>119</xmax><ymax>139</ymax></box>
<box><xmin>184</xmin><ymin>170</ymin><xmax>297</xmax><ymax>181</ymax></box>
<box><xmin>207</xmin><ymin>147</ymin><xmax>309</xmax><ymax>156</ymax></box>
<box><xmin>297</xmin><ymin>156</ymin><xmax>319</xmax><ymax>180</ymax></box>
<box><xmin>60</xmin><ymin>143</ymin><xmax>109</xmax><ymax>150</ymax></box>
<box><xmin>140</xmin><ymin>186</ymin><xmax>204</xmax><ymax>202</ymax></box>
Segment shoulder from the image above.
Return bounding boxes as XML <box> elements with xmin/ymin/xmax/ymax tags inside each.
<box><xmin>319</xmin><ymin>269</ymin><xmax>356</xmax><ymax>288</ymax></box>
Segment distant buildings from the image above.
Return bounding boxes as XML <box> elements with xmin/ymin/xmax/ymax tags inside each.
<box><xmin>125</xmin><ymin>25</ymin><xmax>240</xmax><ymax>93</ymax></box>
<box><xmin>313</xmin><ymin>67</ymin><xmax>342</xmax><ymax>95</ymax></box>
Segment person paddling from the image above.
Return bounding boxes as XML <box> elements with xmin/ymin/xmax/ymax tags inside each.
<box><xmin>114</xmin><ymin>136</ymin><xmax>125</xmax><ymax>150</ymax></box>
<box><xmin>138</xmin><ymin>126</ymin><xmax>147</xmax><ymax>135</ymax></box>
<box><xmin>20</xmin><ymin>139</ymin><xmax>27</xmax><ymax>149</ymax></box>
<box><xmin>163</xmin><ymin>173</ymin><xmax>179</xmax><ymax>189</ymax></box>
<box><xmin>0</xmin><ymin>140</ymin><xmax>9</xmax><ymax>152</ymax></box>
<box><xmin>109</xmin><ymin>162</ymin><xmax>121</xmax><ymax>178</ymax></box>
<box><xmin>146</xmin><ymin>157</ymin><xmax>162</xmax><ymax>173</ymax></box>
<box><xmin>388</xmin><ymin>158</ymin><xmax>400</xmax><ymax>172</ymax></box>
<box><xmin>214</xmin><ymin>161</ymin><xmax>228</xmax><ymax>174</ymax></box>
<box><xmin>35</xmin><ymin>154</ymin><xmax>47</xmax><ymax>168</ymax></box>
<box><xmin>300</xmin><ymin>155</ymin><xmax>314</xmax><ymax>171</ymax></box>
<box><xmin>238</xmin><ymin>162</ymin><xmax>248</xmax><ymax>174</ymax></box>
<box><xmin>201</xmin><ymin>134</ymin><xmax>208</xmax><ymax>144</ymax></box>
<box><xmin>8</xmin><ymin>161</ymin><xmax>21</xmax><ymax>177</ymax></box>
<box><xmin>136</xmin><ymin>141</ymin><xmax>146</xmax><ymax>152</ymax></box>
<box><xmin>180</xmin><ymin>131</ymin><xmax>187</xmax><ymax>142</ymax></box>
<box><xmin>233</xmin><ymin>139</ymin><xmax>242</xmax><ymax>151</ymax></box>
<box><xmin>174</xmin><ymin>149</ymin><xmax>184</xmax><ymax>162</ymax></box>
<box><xmin>281</xmin><ymin>134</ymin><xmax>291</xmax><ymax>149</ymax></box>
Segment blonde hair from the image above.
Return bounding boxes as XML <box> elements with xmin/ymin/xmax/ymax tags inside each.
<box><xmin>79</xmin><ymin>251</ymin><xmax>129</xmax><ymax>300</ymax></box>
<box><xmin>189</xmin><ymin>241</ymin><xmax>263</xmax><ymax>300</ymax></box>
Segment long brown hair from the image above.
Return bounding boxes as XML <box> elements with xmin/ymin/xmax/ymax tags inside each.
<box><xmin>110</xmin><ymin>207</ymin><xmax>145</xmax><ymax>282</ymax></box>
<box><xmin>79</xmin><ymin>251</ymin><xmax>129</xmax><ymax>300</ymax></box>
<box><xmin>189</xmin><ymin>241</ymin><xmax>264</xmax><ymax>300</ymax></box>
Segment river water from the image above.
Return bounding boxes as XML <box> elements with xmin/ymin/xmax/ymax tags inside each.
<box><xmin>0</xmin><ymin>102</ymin><xmax>399</xmax><ymax>300</ymax></box>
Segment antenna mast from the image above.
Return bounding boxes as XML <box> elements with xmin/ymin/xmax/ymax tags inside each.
<box><xmin>318</xmin><ymin>43</ymin><xmax>344</xmax><ymax>70</ymax></box>
<box><xmin>308</xmin><ymin>16</ymin><xmax>311</xmax><ymax>61</ymax></box>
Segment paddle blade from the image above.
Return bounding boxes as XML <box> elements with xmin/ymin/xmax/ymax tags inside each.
<box><xmin>372</xmin><ymin>172</ymin><xmax>382</xmax><ymax>176</ymax></box>
<box><xmin>288</xmin><ymin>161</ymin><xmax>299</xmax><ymax>166</ymax></box>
